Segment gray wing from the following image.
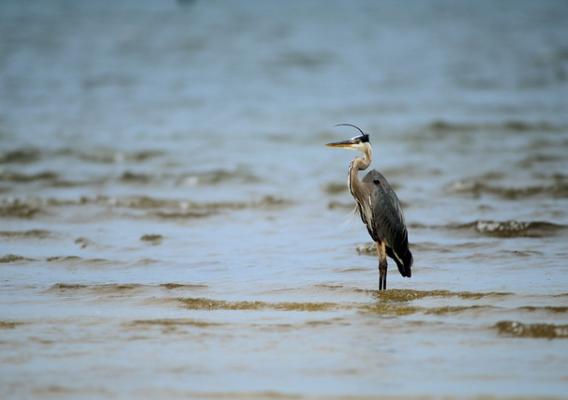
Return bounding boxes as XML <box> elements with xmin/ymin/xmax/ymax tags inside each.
<box><xmin>363</xmin><ymin>170</ymin><xmax>413</xmax><ymax>277</ymax></box>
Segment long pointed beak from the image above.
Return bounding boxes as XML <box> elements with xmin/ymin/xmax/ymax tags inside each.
<box><xmin>326</xmin><ymin>139</ymin><xmax>357</xmax><ymax>148</ymax></box>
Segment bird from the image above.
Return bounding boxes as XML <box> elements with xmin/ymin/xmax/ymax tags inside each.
<box><xmin>326</xmin><ymin>123</ymin><xmax>413</xmax><ymax>290</ymax></box>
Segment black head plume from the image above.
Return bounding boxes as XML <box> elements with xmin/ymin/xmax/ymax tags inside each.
<box><xmin>334</xmin><ymin>123</ymin><xmax>370</xmax><ymax>143</ymax></box>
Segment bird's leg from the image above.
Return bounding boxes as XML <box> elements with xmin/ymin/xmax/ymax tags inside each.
<box><xmin>376</xmin><ymin>241</ymin><xmax>388</xmax><ymax>291</ymax></box>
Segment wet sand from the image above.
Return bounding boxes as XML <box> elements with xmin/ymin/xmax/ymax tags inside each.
<box><xmin>1</xmin><ymin>0</ymin><xmax>568</xmax><ymax>398</ymax></box>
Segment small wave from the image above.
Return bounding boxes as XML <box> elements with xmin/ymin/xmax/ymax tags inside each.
<box><xmin>0</xmin><ymin>254</ymin><xmax>35</xmax><ymax>263</ymax></box>
<box><xmin>74</xmin><ymin>237</ymin><xmax>95</xmax><ymax>249</ymax></box>
<box><xmin>453</xmin><ymin>220</ymin><xmax>567</xmax><ymax>238</ymax></box>
<box><xmin>424</xmin><ymin>305</ymin><xmax>495</xmax><ymax>315</ymax></box>
<box><xmin>518</xmin><ymin>306</ymin><xmax>568</xmax><ymax>313</ymax></box>
<box><xmin>0</xmin><ymin>168</ymin><xmax>261</xmax><ymax>188</ymax></box>
<box><xmin>120</xmin><ymin>171</ymin><xmax>153</xmax><ymax>183</ymax></box>
<box><xmin>46</xmin><ymin>256</ymin><xmax>113</xmax><ymax>265</ymax></box>
<box><xmin>495</xmin><ymin>321</ymin><xmax>568</xmax><ymax>339</ymax></box>
<box><xmin>0</xmin><ymin>229</ymin><xmax>53</xmax><ymax>239</ymax></box>
<box><xmin>303</xmin><ymin>318</ymin><xmax>350</xmax><ymax>328</ymax></box>
<box><xmin>140</xmin><ymin>234</ymin><xmax>163</xmax><ymax>243</ymax></box>
<box><xmin>48</xmin><ymin>282</ymin><xmax>208</xmax><ymax>293</ymax></box>
<box><xmin>128</xmin><ymin>319</ymin><xmax>223</xmax><ymax>329</ymax></box>
<box><xmin>177</xmin><ymin>290</ymin><xmax>512</xmax><ymax>314</ymax></box>
<box><xmin>313</xmin><ymin>284</ymin><xmax>344</xmax><ymax>290</ymax></box>
<box><xmin>446</xmin><ymin>179</ymin><xmax>568</xmax><ymax>199</ymax></box>
<box><xmin>0</xmin><ymin>170</ymin><xmax>59</xmax><ymax>183</ymax></box>
<box><xmin>62</xmin><ymin>148</ymin><xmax>164</xmax><ymax>164</ymax></box>
<box><xmin>149</xmin><ymin>210</ymin><xmax>216</xmax><ymax>219</ymax></box>
<box><xmin>104</xmin><ymin>196</ymin><xmax>179</xmax><ymax>209</ymax></box>
<box><xmin>0</xmin><ymin>171</ymin><xmax>103</xmax><ymax>188</ymax></box>
<box><xmin>498</xmin><ymin>249</ymin><xmax>544</xmax><ymax>257</ymax></box>
<box><xmin>176</xmin><ymin>168</ymin><xmax>261</xmax><ymax>186</ymax></box>
<box><xmin>119</xmin><ymin>168</ymin><xmax>262</xmax><ymax>186</ymax></box>
<box><xmin>518</xmin><ymin>153</ymin><xmax>564</xmax><ymax>168</ymax></box>
<box><xmin>1</xmin><ymin>147</ymin><xmax>164</xmax><ymax>166</ymax></box>
<box><xmin>239</xmin><ymin>195</ymin><xmax>292</xmax><ymax>209</ymax></box>
<box><xmin>0</xmin><ymin>199</ymin><xmax>43</xmax><ymax>219</ymax></box>
<box><xmin>427</xmin><ymin>120</ymin><xmax>478</xmax><ymax>133</ymax></box>
<box><xmin>0</xmin><ymin>195</ymin><xmax>292</xmax><ymax>221</ymax></box>
<box><xmin>49</xmin><ymin>283</ymin><xmax>142</xmax><ymax>292</ymax></box>
<box><xmin>0</xmin><ymin>321</ymin><xmax>25</xmax><ymax>329</ymax></box>
<box><xmin>0</xmin><ymin>148</ymin><xmax>41</xmax><ymax>164</ymax></box>
<box><xmin>49</xmin><ymin>283</ymin><xmax>90</xmax><ymax>290</ymax></box>
<box><xmin>408</xmin><ymin>222</ymin><xmax>435</xmax><ymax>230</ymax></box>
<box><xmin>93</xmin><ymin>168</ymin><xmax>262</xmax><ymax>187</ymax></box>
<box><xmin>159</xmin><ymin>283</ymin><xmax>208</xmax><ymax>290</ymax></box>
<box><xmin>360</xmin><ymin>303</ymin><xmax>495</xmax><ymax>316</ymax></box>
<box><xmin>428</xmin><ymin>119</ymin><xmax>563</xmax><ymax>134</ymax></box>
<box><xmin>333</xmin><ymin>267</ymin><xmax>368</xmax><ymax>273</ymax></box>
<box><xmin>410</xmin><ymin>220</ymin><xmax>567</xmax><ymax>238</ymax></box>
<box><xmin>316</xmin><ymin>284</ymin><xmax>511</xmax><ymax>302</ymax></box>
<box><xmin>366</xmin><ymin>288</ymin><xmax>511</xmax><ymax>302</ymax></box>
<box><xmin>128</xmin><ymin>318</ymin><xmax>350</xmax><ymax>332</ymax></box>
<box><xmin>322</xmin><ymin>182</ymin><xmax>347</xmax><ymax>195</ymax></box>
<box><xmin>178</xmin><ymin>297</ymin><xmax>338</xmax><ymax>312</ymax></box>
<box><xmin>502</xmin><ymin>121</ymin><xmax>562</xmax><ymax>132</ymax></box>
<box><xmin>327</xmin><ymin>201</ymin><xmax>354</xmax><ymax>210</ymax></box>
<box><xmin>355</xmin><ymin>243</ymin><xmax>376</xmax><ymax>255</ymax></box>
<box><xmin>410</xmin><ymin>241</ymin><xmax>487</xmax><ymax>253</ymax></box>
<box><xmin>113</xmin><ymin>195</ymin><xmax>290</xmax><ymax>211</ymax></box>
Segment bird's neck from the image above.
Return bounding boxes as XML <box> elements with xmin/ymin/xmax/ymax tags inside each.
<box><xmin>348</xmin><ymin>145</ymin><xmax>372</xmax><ymax>197</ymax></box>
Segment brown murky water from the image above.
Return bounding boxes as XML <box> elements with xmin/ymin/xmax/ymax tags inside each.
<box><xmin>1</xmin><ymin>1</ymin><xmax>568</xmax><ymax>398</ymax></box>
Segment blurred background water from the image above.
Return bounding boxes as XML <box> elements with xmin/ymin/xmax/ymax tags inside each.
<box><xmin>1</xmin><ymin>0</ymin><xmax>568</xmax><ymax>398</ymax></box>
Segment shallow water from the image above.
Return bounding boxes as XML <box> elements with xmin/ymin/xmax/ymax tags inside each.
<box><xmin>1</xmin><ymin>0</ymin><xmax>568</xmax><ymax>398</ymax></box>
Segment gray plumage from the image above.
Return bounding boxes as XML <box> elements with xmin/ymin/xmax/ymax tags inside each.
<box><xmin>359</xmin><ymin>170</ymin><xmax>412</xmax><ymax>278</ymax></box>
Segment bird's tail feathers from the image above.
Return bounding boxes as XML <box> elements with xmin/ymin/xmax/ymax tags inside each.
<box><xmin>388</xmin><ymin>246</ymin><xmax>413</xmax><ymax>278</ymax></box>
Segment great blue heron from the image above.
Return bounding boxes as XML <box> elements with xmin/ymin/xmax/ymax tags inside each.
<box><xmin>327</xmin><ymin>124</ymin><xmax>413</xmax><ymax>290</ymax></box>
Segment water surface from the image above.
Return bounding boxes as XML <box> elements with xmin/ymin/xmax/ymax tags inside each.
<box><xmin>1</xmin><ymin>1</ymin><xmax>568</xmax><ymax>398</ymax></box>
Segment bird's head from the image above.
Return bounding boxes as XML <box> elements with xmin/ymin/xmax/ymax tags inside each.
<box><xmin>326</xmin><ymin>123</ymin><xmax>370</xmax><ymax>153</ymax></box>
